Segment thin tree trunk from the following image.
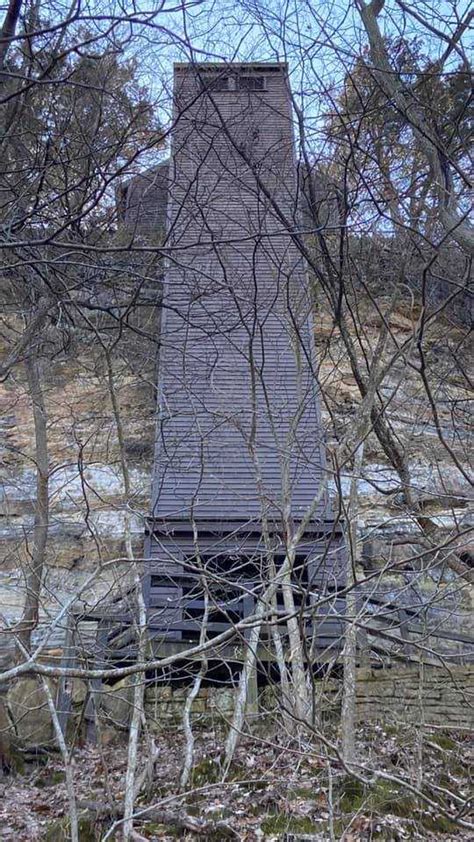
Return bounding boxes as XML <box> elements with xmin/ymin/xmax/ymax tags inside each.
<box><xmin>42</xmin><ymin>678</ymin><xmax>79</xmax><ymax>842</ymax></box>
<box><xmin>340</xmin><ymin>296</ymin><xmax>396</xmax><ymax>764</ymax></box>
<box><xmin>105</xmin><ymin>350</ymin><xmax>149</xmax><ymax>841</ymax></box>
<box><xmin>180</xmin><ymin>586</ymin><xmax>208</xmax><ymax>791</ymax></box>
<box><xmin>221</xmin><ymin>487</ymin><xmax>326</xmax><ymax>774</ymax></box>
<box><xmin>0</xmin><ymin>0</ymin><xmax>22</xmax><ymax>72</ymax></box>
<box><xmin>281</xmin><ymin>562</ymin><xmax>311</xmax><ymax>724</ymax></box>
<box><xmin>356</xmin><ymin>0</ymin><xmax>474</xmax><ymax>256</ymax></box>
<box><xmin>341</xmin><ymin>440</ymin><xmax>365</xmax><ymax>766</ymax></box>
<box><xmin>16</xmin><ymin>352</ymin><xmax>48</xmax><ymax>651</ymax></box>
<box><xmin>269</xmin><ymin>590</ymin><xmax>292</xmax><ymax>732</ymax></box>
<box><xmin>222</xmin><ymin>598</ymin><xmax>265</xmax><ymax>778</ymax></box>
<box><xmin>123</xmin><ymin>577</ymin><xmax>147</xmax><ymax>841</ymax></box>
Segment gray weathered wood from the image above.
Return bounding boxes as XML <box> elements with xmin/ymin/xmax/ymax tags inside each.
<box><xmin>56</xmin><ymin>611</ymin><xmax>76</xmax><ymax>737</ymax></box>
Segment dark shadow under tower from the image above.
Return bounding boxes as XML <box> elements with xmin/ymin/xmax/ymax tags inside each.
<box><xmin>144</xmin><ymin>63</ymin><xmax>345</xmax><ymax>661</ymax></box>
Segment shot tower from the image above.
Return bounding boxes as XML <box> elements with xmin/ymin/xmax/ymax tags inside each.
<box><xmin>144</xmin><ymin>63</ymin><xmax>345</xmax><ymax>654</ymax></box>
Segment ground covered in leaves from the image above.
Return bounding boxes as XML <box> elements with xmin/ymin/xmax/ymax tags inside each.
<box><xmin>0</xmin><ymin>723</ymin><xmax>472</xmax><ymax>840</ymax></box>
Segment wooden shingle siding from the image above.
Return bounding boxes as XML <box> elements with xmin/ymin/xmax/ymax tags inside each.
<box><xmin>138</xmin><ymin>63</ymin><xmax>347</xmax><ymax>655</ymax></box>
<box><xmin>151</xmin><ymin>63</ymin><xmax>329</xmax><ymax>523</ymax></box>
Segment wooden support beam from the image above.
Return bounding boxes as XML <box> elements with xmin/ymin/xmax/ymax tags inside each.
<box><xmin>85</xmin><ymin>620</ymin><xmax>111</xmax><ymax>743</ymax></box>
<box><xmin>56</xmin><ymin>611</ymin><xmax>76</xmax><ymax>737</ymax></box>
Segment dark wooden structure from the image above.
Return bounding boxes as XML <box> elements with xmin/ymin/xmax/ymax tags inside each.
<box><xmin>118</xmin><ymin>159</ymin><xmax>169</xmax><ymax>235</ymax></box>
<box><xmin>55</xmin><ymin>586</ymin><xmax>474</xmax><ymax>737</ymax></box>
<box><xmin>141</xmin><ymin>62</ymin><xmax>345</xmax><ymax>656</ymax></box>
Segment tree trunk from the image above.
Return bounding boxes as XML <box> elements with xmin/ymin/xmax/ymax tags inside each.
<box><xmin>16</xmin><ymin>352</ymin><xmax>48</xmax><ymax>651</ymax></box>
<box><xmin>341</xmin><ymin>440</ymin><xmax>365</xmax><ymax>766</ymax></box>
<box><xmin>0</xmin><ymin>0</ymin><xmax>23</xmax><ymax>72</ymax></box>
<box><xmin>356</xmin><ymin>0</ymin><xmax>474</xmax><ymax>256</ymax></box>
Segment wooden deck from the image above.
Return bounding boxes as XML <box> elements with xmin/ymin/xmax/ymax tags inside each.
<box><xmin>59</xmin><ymin>577</ymin><xmax>474</xmax><ymax>671</ymax></box>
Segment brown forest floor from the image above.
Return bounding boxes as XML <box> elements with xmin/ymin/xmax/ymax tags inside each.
<box><xmin>0</xmin><ymin>722</ymin><xmax>472</xmax><ymax>840</ymax></box>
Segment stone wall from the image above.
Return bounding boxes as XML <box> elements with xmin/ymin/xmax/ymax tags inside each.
<box><xmin>3</xmin><ymin>664</ymin><xmax>472</xmax><ymax>752</ymax></box>
<box><xmin>262</xmin><ymin>665</ymin><xmax>474</xmax><ymax>730</ymax></box>
<box><xmin>355</xmin><ymin>665</ymin><xmax>474</xmax><ymax>729</ymax></box>
<box><xmin>101</xmin><ymin>661</ymin><xmax>460</xmax><ymax>734</ymax></box>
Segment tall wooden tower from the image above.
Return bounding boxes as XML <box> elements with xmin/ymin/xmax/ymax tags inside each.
<box><xmin>144</xmin><ymin>63</ymin><xmax>345</xmax><ymax>656</ymax></box>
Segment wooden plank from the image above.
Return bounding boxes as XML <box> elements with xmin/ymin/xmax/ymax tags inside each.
<box><xmin>147</xmin><ymin>618</ymin><xmax>236</xmax><ymax>632</ymax></box>
<box><xmin>397</xmin><ymin>607</ymin><xmax>412</xmax><ymax>659</ymax></box>
<box><xmin>56</xmin><ymin>611</ymin><xmax>76</xmax><ymax>737</ymax></box>
<box><xmin>148</xmin><ymin>594</ymin><xmax>246</xmax><ymax>611</ymax></box>
<box><xmin>146</xmin><ymin>518</ymin><xmax>345</xmax><ymax>536</ymax></box>
<box><xmin>85</xmin><ymin>621</ymin><xmax>111</xmax><ymax>743</ymax></box>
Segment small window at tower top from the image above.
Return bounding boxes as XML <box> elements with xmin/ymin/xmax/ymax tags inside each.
<box><xmin>210</xmin><ymin>75</ymin><xmax>230</xmax><ymax>91</ymax></box>
<box><xmin>238</xmin><ymin>75</ymin><xmax>265</xmax><ymax>91</ymax></box>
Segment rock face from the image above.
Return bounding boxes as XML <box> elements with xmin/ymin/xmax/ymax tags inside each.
<box><xmin>0</xmin><ymin>307</ymin><xmax>159</xmax><ymax>653</ymax></box>
<box><xmin>316</xmin><ymin>304</ymin><xmax>472</xmax><ymax>550</ymax></box>
<box><xmin>7</xmin><ymin>678</ymin><xmax>55</xmax><ymax>747</ymax></box>
<box><xmin>99</xmin><ymin>678</ymin><xmax>135</xmax><ymax>730</ymax></box>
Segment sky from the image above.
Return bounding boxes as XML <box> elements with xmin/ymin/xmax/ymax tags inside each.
<box><xmin>111</xmin><ymin>0</ymin><xmax>472</xmax><ymax>131</ymax></box>
<box><xmin>7</xmin><ymin>0</ymin><xmax>468</xmax><ymax>174</ymax></box>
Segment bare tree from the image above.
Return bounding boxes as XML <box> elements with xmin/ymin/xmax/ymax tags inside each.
<box><xmin>0</xmin><ymin>2</ymin><xmax>472</xmax><ymax>839</ymax></box>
